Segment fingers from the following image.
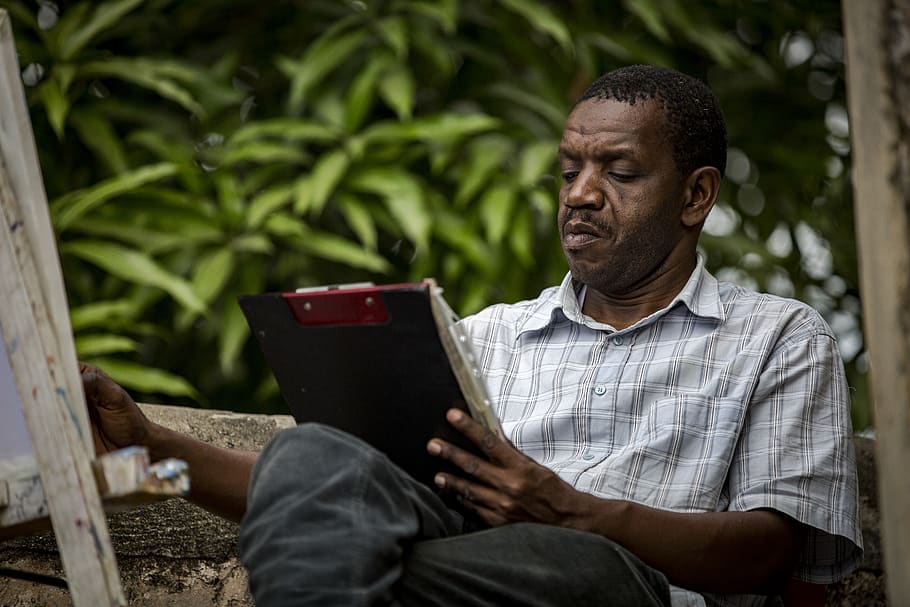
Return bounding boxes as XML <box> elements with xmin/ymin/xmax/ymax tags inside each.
<box><xmin>433</xmin><ymin>473</ymin><xmax>508</xmax><ymax>527</ymax></box>
<box><xmin>444</xmin><ymin>408</ymin><xmax>512</xmax><ymax>460</ymax></box>
<box><xmin>80</xmin><ymin>362</ymin><xmax>133</xmax><ymax>411</ymax></box>
<box><xmin>427</xmin><ymin>436</ymin><xmax>498</xmax><ymax>485</ymax></box>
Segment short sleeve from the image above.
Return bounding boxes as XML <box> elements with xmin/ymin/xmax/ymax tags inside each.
<box><xmin>725</xmin><ymin>322</ymin><xmax>863</xmax><ymax>583</ymax></box>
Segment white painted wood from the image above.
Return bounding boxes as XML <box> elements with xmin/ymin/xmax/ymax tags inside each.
<box><xmin>0</xmin><ymin>10</ymin><xmax>90</xmax><ymax>456</ymax></box>
<box><xmin>843</xmin><ymin>0</ymin><xmax>910</xmax><ymax>600</ymax></box>
<box><xmin>0</xmin><ymin>161</ymin><xmax>126</xmax><ymax>605</ymax></box>
<box><xmin>0</xmin><ymin>448</ymin><xmax>188</xmax><ymax>533</ymax></box>
<box><xmin>0</xmin><ymin>10</ymin><xmax>124</xmax><ymax>603</ymax></box>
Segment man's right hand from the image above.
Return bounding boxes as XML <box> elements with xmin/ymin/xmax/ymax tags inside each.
<box><xmin>80</xmin><ymin>362</ymin><xmax>156</xmax><ymax>457</ymax></box>
<box><xmin>80</xmin><ymin>361</ymin><xmax>258</xmax><ymax>522</ymax></box>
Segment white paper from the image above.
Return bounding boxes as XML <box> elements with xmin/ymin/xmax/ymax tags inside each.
<box><xmin>0</xmin><ymin>323</ymin><xmax>34</xmax><ymax>458</ymax></box>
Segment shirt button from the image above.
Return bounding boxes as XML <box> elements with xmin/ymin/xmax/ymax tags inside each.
<box><xmin>582</xmin><ymin>452</ymin><xmax>595</xmax><ymax>461</ymax></box>
<box><xmin>593</xmin><ymin>384</ymin><xmax>607</xmax><ymax>396</ymax></box>
<box><xmin>611</xmin><ymin>335</ymin><xmax>624</xmax><ymax>346</ymax></box>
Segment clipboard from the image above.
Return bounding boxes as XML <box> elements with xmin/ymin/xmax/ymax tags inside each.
<box><xmin>238</xmin><ymin>281</ymin><xmax>501</xmax><ymax>488</ymax></box>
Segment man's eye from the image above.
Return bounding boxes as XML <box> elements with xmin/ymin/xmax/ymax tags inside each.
<box><xmin>609</xmin><ymin>172</ymin><xmax>637</xmax><ymax>183</ymax></box>
<box><xmin>561</xmin><ymin>171</ymin><xmax>579</xmax><ymax>183</ymax></box>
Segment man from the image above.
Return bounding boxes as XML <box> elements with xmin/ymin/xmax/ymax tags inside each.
<box><xmin>82</xmin><ymin>65</ymin><xmax>862</xmax><ymax>606</ymax></box>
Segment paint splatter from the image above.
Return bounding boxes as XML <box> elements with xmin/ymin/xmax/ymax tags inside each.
<box><xmin>87</xmin><ymin>521</ymin><xmax>106</xmax><ymax>557</ymax></box>
<box><xmin>56</xmin><ymin>387</ymin><xmax>85</xmax><ymax>441</ymax></box>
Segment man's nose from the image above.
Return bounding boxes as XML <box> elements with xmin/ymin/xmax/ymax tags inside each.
<box><xmin>562</xmin><ymin>168</ymin><xmax>604</xmax><ymax>208</ymax></box>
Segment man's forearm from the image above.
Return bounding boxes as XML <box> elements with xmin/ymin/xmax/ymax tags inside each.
<box><xmin>147</xmin><ymin>423</ymin><xmax>258</xmax><ymax>522</ymax></box>
<box><xmin>572</xmin><ymin>495</ymin><xmax>805</xmax><ymax>594</ymax></box>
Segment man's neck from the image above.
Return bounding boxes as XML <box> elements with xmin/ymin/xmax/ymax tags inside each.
<box><xmin>580</xmin><ymin>257</ymin><xmax>697</xmax><ymax>330</ymax></box>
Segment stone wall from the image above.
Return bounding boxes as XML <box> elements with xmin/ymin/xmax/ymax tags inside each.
<box><xmin>0</xmin><ymin>406</ymin><xmax>886</xmax><ymax>605</ymax></box>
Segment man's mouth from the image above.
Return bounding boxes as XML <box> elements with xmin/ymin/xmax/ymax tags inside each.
<box><xmin>562</xmin><ymin>221</ymin><xmax>605</xmax><ymax>249</ymax></box>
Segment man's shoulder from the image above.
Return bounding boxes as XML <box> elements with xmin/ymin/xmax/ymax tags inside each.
<box><xmin>460</xmin><ymin>284</ymin><xmax>564</xmax><ymax>337</ymax></box>
<box><xmin>713</xmin><ymin>278</ymin><xmax>835</xmax><ymax>340</ymax></box>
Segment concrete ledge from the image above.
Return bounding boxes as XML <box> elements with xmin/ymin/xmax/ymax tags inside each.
<box><xmin>0</xmin><ymin>405</ymin><xmax>292</xmax><ymax>607</ymax></box>
<box><xmin>0</xmin><ymin>407</ymin><xmax>886</xmax><ymax>605</ymax></box>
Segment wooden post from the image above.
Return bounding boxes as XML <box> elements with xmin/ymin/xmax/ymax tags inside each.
<box><xmin>0</xmin><ymin>11</ymin><xmax>91</xmax><ymax>458</ymax></box>
<box><xmin>842</xmin><ymin>0</ymin><xmax>910</xmax><ymax>600</ymax></box>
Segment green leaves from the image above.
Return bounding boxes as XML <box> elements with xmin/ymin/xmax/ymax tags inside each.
<box><xmin>56</xmin><ymin>0</ymin><xmax>145</xmax><ymax>61</ymax></box>
<box><xmin>11</xmin><ymin>0</ymin><xmax>863</xmax><ymax>424</ymax></box>
<box><xmin>52</xmin><ymin>163</ymin><xmax>178</xmax><ymax>230</ymax></box>
<box><xmin>62</xmin><ymin>240</ymin><xmax>206</xmax><ymax>314</ymax></box>
<box><xmin>280</xmin><ymin>29</ymin><xmax>368</xmax><ymax>114</ymax></box>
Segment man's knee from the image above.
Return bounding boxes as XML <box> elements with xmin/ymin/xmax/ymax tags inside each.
<box><xmin>248</xmin><ymin>423</ymin><xmax>378</xmax><ymax>500</ymax></box>
<box><xmin>400</xmin><ymin>523</ymin><xmax>670</xmax><ymax>607</ymax></box>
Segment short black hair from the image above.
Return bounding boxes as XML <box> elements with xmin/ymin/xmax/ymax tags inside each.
<box><xmin>576</xmin><ymin>65</ymin><xmax>727</xmax><ymax>176</ymax></box>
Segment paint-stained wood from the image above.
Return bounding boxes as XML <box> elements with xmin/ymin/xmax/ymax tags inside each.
<box><xmin>0</xmin><ymin>10</ymin><xmax>90</xmax><ymax>457</ymax></box>
<box><xmin>0</xmin><ymin>9</ymin><xmax>125</xmax><ymax>605</ymax></box>
<box><xmin>843</xmin><ymin>0</ymin><xmax>910</xmax><ymax>601</ymax></box>
<box><xmin>0</xmin><ymin>158</ymin><xmax>126</xmax><ymax>606</ymax></box>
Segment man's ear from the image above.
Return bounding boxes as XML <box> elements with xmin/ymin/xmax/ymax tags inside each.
<box><xmin>681</xmin><ymin>166</ymin><xmax>721</xmax><ymax>228</ymax></box>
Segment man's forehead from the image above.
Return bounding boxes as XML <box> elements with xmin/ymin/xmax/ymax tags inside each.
<box><xmin>560</xmin><ymin>97</ymin><xmax>665</xmax><ymax>149</ymax></box>
<box><xmin>565</xmin><ymin>97</ymin><xmax>663</xmax><ymax>133</ymax></box>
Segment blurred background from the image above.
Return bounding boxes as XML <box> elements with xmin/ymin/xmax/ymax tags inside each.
<box><xmin>1</xmin><ymin>0</ymin><xmax>866</xmax><ymax>427</ymax></box>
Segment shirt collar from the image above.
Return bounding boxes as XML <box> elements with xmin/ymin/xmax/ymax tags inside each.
<box><xmin>516</xmin><ymin>254</ymin><xmax>724</xmax><ymax>336</ymax></box>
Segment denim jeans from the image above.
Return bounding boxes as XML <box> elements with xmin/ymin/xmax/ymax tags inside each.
<box><xmin>239</xmin><ymin>424</ymin><xmax>671</xmax><ymax>606</ymax></box>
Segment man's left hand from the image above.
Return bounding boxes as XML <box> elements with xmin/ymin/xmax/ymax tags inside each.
<box><xmin>428</xmin><ymin>408</ymin><xmax>594</xmax><ymax>528</ymax></box>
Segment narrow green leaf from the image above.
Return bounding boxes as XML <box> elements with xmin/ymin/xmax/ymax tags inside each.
<box><xmin>377</xmin><ymin>64</ymin><xmax>416</xmax><ymax>120</ymax></box>
<box><xmin>280</xmin><ymin>29</ymin><xmax>368</xmax><ymax>113</ymax></box>
<box><xmin>229</xmin><ymin>119</ymin><xmax>338</xmax><ymax>146</ymax></box>
<box><xmin>582</xmin><ymin>33</ymin><xmax>632</xmax><ymax>62</ymax></box>
<box><xmin>231</xmin><ymin>234</ymin><xmax>274</xmax><ymax>255</ymax></box>
<box><xmin>247</xmin><ymin>183</ymin><xmax>295</xmax><ymax>228</ymax></box>
<box><xmin>52</xmin><ymin>163</ymin><xmax>178</xmax><ymax>231</ymax></box>
<box><xmin>66</xmin><ymin>218</ymin><xmax>204</xmax><ymax>253</ymax></box>
<box><xmin>191</xmin><ymin>248</ymin><xmax>234</xmax><ymax>304</ymax></box>
<box><xmin>75</xmin><ymin>334</ymin><xmax>139</xmax><ymax>357</ymax></box>
<box><xmin>49</xmin><ymin>3</ymin><xmax>94</xmax><ymax>54</ymax></box>
<box><xmin>297</xmin><ymin>148</ymin><xmax>350</xmax><ymax>214</ymax></box>
<box><xmin>59</xmin><ymin>0</ymin><xmax>145</xmax><ymax>60</ymax></box>
<box><xmin>508</xmin><ymin>203</ymin><xmax>534</xmax><ymax>266</ymax></box>
<box><xmin>517</xmin><ymin>140</ymin><xmax>558</xmax><ymax>187</ymax></box>
<box><xmin>479</xmin><ymin>184</ymin><xmax>517</xmax><ymax>244</ymax></box>
<box><xmin>360</xmin><ymin>113</ymin><xmax>499</xmax><ymax>144</ymax></box>
<box><xmin>79</xmin><ymin>59</ymin><xmax>205</xmax><ymax>117</ymax></box>
<box><xmin>433</xmin><ymin>211</ymin><xmax>495</xmax><ymax>274</ymax></box>
<box><xmin>344</xmin><ymin>55</ymin><xmax>390</xmax><ymax>132</ymax></box>
<box><xmin>219</xmin><ymin>297</ymin><xmax>250</xmax><ymax>374</ymax></box>
<box><xmin>70</xmin><ymin>300</ymin><xmax>134</xmax><ymax>332</ymax></box>
<box><xmin>214</xmin><ymin>173</ymin><xmax>244</xmax><ymax>225</ymax></box>
<box><xmin>63</xmin><ymin>240</ymin><xmax>206</xmax><ymax>313</ymax></box>
<box><xmin>69</xmin><ymin>108</ymin><xmax>128</xmax><ymax>173</ymax></box>
<box><xmin>347</xmin><ymin>168</ymin><xmax>430</xmax><ymax>249</ymax></box>
<box><xmin>409</xmin><ymin>0</ymin><xmax>458</xmax><ymax>34</ymax></box>
<box><xmin>409</xmin><ymin>27</ymin><xmax>456</xmax><ymax>77</ymax></box>
<box><xmin>455</xmin><ymin>136</ymin><xmax>514</xmax><ymax>207</ymax></box>
<box><xmin>498</xmin><ymin>0</ymin><xmax>573</xmax><ymax>53</ymax></box>
<box><xmin>487</xmin><ymin>82</ymin><xmax>566</xmax><ymax>130</ymax></box>
<box><xmin>336</xmin><ymin>194</ymin><xmax>378</xmax><ymax>250</ymax></box>
<box><xmin>529</xmin><ymin>188</ymin><xmax>556</xmax><ymax>222</ymax></box>
<box><xmin>264</xmin><ymin>214</ymin><xmax>392</xmax><ymax>273</ymax></box>
<box><xmin>38</xmin><ymin>78</ymin><xmax>68</xmax><ymax>139</ymax></box>
<box><xmin>222</xmin><ymin>141</ymin><xmax>308</xmax><ymax>167</ymax></box>
<box><xmin>377</xmin><ymin>16</ymin><xmax>408</xmax><ymax>58</ymax></box>
<box><xmin>87</xmin><ymin>357</ymin><xmax>203</xmax><ymax>402</ymax></box>
<box><xmin>622</xmin><ymin>0</ymin><xmax>672</xmax><ymax>43</ymax></box>
<box><xmin>128</xmin><ymin>130</ymin><xmax>206</xmax><ymax>195</ymax></box>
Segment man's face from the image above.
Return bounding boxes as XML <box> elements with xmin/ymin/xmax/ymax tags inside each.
<box><xmin>557</xmin><ymin>98</ymin><xmax>689</xmax><ymax>296</ymax></box>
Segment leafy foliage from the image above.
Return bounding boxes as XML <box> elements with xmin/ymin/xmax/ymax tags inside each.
<box><xmin>4</xmin><ymin>0</ymin><xmax>867</xmax><ymax>426</ymax></box>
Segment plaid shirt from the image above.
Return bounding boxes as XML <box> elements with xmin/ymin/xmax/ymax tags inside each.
<box><xmin>461</xmin><ymin>258</ymin><xmax>862</xmax><ymax>607</ymax></box>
